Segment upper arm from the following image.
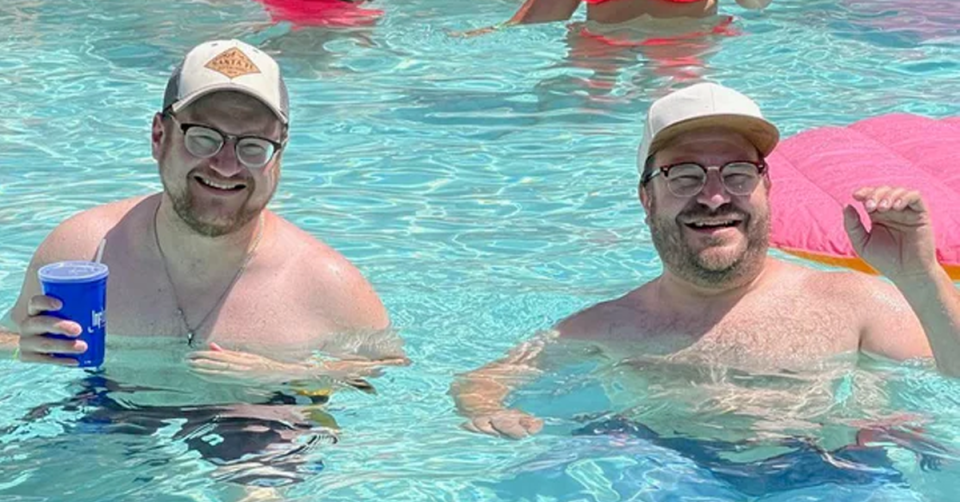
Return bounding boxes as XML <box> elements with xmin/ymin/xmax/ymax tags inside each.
<box><xmin>511</xmin><ymin>0</ymin><xmax>582</xmax><ymax>24</ymax></box>
<box><xmin>303</xmin><ymin>247</ymin><xmax>390</xmax><ymax>333</ymax></box>
<box><xmin>857</xmin><ymin>277</ymin><xmax>933</xmax><ymax>360</ymax></box>
<box><xmin>8</xmin><ymin>207</ymin><xmax>116</xmax><ymax>326</ymax></box>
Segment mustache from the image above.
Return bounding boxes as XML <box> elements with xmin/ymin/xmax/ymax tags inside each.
<box><xmin>678</xmin><ymin>203</ymin><xmax>748</xmax><ymax>222</ymax></box>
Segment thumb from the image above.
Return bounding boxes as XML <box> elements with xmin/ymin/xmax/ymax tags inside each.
<box><xmin>843</xmin><ymin>205</ymin><xmax>869</xmax><ymax>255</ymax></box>
<box><xmin>209</xmin><ymin>342</ymin><xmax>224</xmax><ymax>352</ymax></box>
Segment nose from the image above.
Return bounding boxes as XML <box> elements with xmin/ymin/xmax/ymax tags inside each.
<box><xmin>695</xmin><ymin>171</ymin><xmax>731</xmax><ymax>210</ymax></box>
<box><xmin>208</xmin><ymin>139</ymin><xmax>245</xmax><ymax>178</ymax></box>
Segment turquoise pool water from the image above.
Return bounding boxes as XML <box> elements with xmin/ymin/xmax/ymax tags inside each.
<box><xmin>2</xmin><ymin>0</ymin><xmax>960</xmax><ymax>500</ymax></box>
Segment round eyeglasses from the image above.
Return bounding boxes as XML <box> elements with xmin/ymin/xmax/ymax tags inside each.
<box><xmin>641</xmin><ymin>160</ymin><xmax>766</xmax><ymax>197</ymax></box>
<box><xmin>169</xmin><ymin>115</ymin><xmax>284</xmax><ymax>170</ymax></box>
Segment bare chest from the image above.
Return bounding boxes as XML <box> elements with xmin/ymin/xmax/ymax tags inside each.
<box><xmin>102</xmin><ymin>262</ymin><xmax>335</xmax><ymax>354</ymax></box>
<box><xmin>602</xmin><ymin>297</ymin><xmax>863</xmax><ymax>370</ymax></box>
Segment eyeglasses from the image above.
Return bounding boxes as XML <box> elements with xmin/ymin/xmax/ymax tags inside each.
<box><xmin>168</xmin><ymin>114</ymin><xmax>284</xmax><ymax>170</ymax></box>
<box><xmin>641</xmin><ymin>160</ymin><xmax>767</xmax><ymax>197</ymax></box>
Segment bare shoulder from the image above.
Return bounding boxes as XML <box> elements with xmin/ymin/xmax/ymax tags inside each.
<box><xmin>555</xmin><ymin>285</ymin><xmax>653</xmax><ymax>340</ymax></box>
<box><xmin>8</xmin><ymin>196</ymin><xmax>149</xmax><ymax>325</ymax></box>
<box><xmin>793</xmin><ymin>264</ymin><xmax>910</xmax><ymax>311</ymax></box>
<box><xmin>33</xmin><ymin>196</ymin><xmax>148</xmax><ymax>264</ymax></box>
<box><xmin>269</xmin><ymin>215</ymin><xmax>389</xmax><ymax>331</ymax></box>
<box><xmin>789</xmin><ymin>263</ymin><xmax>928</xmax><ymax>359</ymax></box>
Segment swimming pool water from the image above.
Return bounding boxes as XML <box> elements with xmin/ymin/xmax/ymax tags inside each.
<box><xmin>1</xmin><ymin>0</ymin><xmax>960</xmax><ymax>500</ymax></box>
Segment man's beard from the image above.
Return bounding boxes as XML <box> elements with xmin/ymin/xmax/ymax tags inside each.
<box><xmin>648</xmin><ymin>200</ymin><xmax>770</xmax><ymax>288</ymax></box>
<box><xmin>162</xmin><ymin>171</ymin><xmax>267</xmax><ymax>237</ymax></box>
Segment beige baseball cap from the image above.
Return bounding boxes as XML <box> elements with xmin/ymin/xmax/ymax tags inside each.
<box><xmin>162</xmin><ymin>39</ymin><xmax>289</xmax><ymax>125</ymax></box>
<box><xmin>637</xmin><ymin>83</ymin><xmax>779</xmax><ymax>175</ymax></box>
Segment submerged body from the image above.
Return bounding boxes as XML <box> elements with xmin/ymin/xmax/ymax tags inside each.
<box><xmin>451</xmin><ymin>84</ymin><xmax>960</xmax><ymax>446</ymax></box>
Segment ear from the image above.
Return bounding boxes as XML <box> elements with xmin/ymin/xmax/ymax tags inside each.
<box><xmin>639</xmin><ymin>181</ymin><xmax>653</xmax><ymax>223</ymax></box>
<box><xmin>151</xmin><ymin>113</ymin><xmax>166</xmax><ymax>161</ymax></box>
<box><xmin>639</xmin><ymin>181</ymin><xmax>651</xmax><ymax>208</ymax></box>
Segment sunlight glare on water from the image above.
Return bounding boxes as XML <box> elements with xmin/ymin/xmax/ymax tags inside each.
<box><xmin>1</xmin><ymin>0</ymin><xmax>959</xmax><ymax>500</ymax></box>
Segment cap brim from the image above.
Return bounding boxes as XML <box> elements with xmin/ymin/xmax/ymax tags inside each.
<box><xmin>649</xmin><ymin>114</ymin><xmax>779</xmax><ymax>158</ymax></box>
<box><xmin>169</xmin><ymin>83</ymin><xmax>288</xmax><ymax>125</ymax></box>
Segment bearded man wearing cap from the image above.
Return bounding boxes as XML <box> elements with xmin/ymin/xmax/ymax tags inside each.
<box><xmin>451</xmin><ymin>83</ymin><xmax>960</xmax><ymax>445</ymax></box>
<box><xmin>3</xmin><ymin>40</ymin><xmax>406</xmax><ymax>400</ymax></box>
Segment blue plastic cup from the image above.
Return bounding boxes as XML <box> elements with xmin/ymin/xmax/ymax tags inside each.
<box><xmin>37</xmin><ymin>261</ymin><xmax>109</xmax><ymax>368</ymax></box>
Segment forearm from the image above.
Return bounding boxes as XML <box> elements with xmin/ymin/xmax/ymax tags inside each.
<box><xmin>450</xmin><ymin>363</ymin><xmax>539</xmax><ymax>416</ymax></box>
<box><xmin>0</xmin><ymin>310</ymin><xmax>19</xmax><ymax>355</ymax></box>
<box><xmin>0</xmin><ymin>330</ymin><xmax>18</xmax><ymax>356</ymax></box>
<box><xmin>896</xmin><ymin>268</ymin><xmax>960</xmax><ymax>376</ymax></box>
<box><xmin>510</xmin><ymin>0</ymin><xmax>581</xmax><ymax>25</ymax></box>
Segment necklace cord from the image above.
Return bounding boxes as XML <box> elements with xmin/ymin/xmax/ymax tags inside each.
<box><xmin>153</xmin><ymin>199</ymin><xmax>265</xmax><ymax>346</ymax></box>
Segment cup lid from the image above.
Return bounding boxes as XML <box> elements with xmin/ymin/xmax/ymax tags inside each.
<box><xmin>38</xmin><ymin>261</ymin><xmax>109</xmax><ymax>283</ymax></box>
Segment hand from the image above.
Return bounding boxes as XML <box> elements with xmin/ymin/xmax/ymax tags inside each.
<box><xmin>447</xmin><ymin>23</ymin><xmax>507</xmax><ymax>38</ymax></box>
<box><xmin>186</xmin><ymin>343</ymin><xmax>296</xmax><ymax>387</ymax></box>
<box><xmin>843</xmin><ymin>186</ymin><xmax>939</xmax><ymax>283</ymax></box>
<box><xmin>462</xmin><ymin>409</ymin><xmax>544</xmax><ymax>439</ymax></box>
<box><xmin>187</xmin><ymin>344</ymin><xmax>380</xmax><ymax>392</ymax></box>
<box><xmin>17</xmin><ymin>295</ymin><xmax>86</xmax><ymax>366</ymax></box>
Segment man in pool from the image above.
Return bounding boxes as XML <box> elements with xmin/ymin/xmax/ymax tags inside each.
<box><xmin>451</xmin><ymin>82</ymin><xmax>960</xmax><ymax>440</ymax></box>
<box><xmin>0</xmin><ymin>39</ymin><xmax>406</xmax><ymax>483</ymax></box>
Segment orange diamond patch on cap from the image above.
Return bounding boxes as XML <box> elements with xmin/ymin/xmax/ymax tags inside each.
<box><xmin>204</xmin><ymin>47</ymin><xmax>261</xmax><ymax>79</ymax></box>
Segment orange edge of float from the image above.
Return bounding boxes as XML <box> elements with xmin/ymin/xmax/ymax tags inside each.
<box><xmin>777</xmin><ymin>248</ymin><xmax>960</xmax><ymax>281</ymax></box>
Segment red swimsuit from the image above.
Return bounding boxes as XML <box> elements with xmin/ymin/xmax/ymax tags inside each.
<box><xmin>254</xmin><ymin>0</ymin><xmax>383</xmax><ymax>28</ymax></box>
<box><xmin>585</xmin><ymin>0</ymin><xmax>701</xmax><ymax>4</ymax></box>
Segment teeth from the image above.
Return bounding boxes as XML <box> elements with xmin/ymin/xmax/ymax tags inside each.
<box><xmin>199</xmin><ymin>178</ymin><xmax>241</xmax><ymax>190</ymax></box>
<box><xmin>691</xmin><ymin>220</ymin><xmax>737</xmax><ymax>228</ymax></box>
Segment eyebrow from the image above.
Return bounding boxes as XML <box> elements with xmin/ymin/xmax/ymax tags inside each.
<box><xmin>182</xmin><ymin>119</ymin><xmax>280</xmax><ymax>140</ymax></box>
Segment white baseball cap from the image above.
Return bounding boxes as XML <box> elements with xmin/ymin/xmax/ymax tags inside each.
<box><xmin>637</xmin><ymin>83</ymin><xmax>779</xmax><ymax>175</ymax></box>
<box><xmin>162</xmin><ymin>39</ymin><xmax>289</xmax><ymax>125</ymax></box>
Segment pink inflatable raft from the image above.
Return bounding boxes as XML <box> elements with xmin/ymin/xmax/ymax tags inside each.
<box><xmin>768</xmin><ymin>113</ymin><xmax>960</xmax><ymax>280</ymax></box>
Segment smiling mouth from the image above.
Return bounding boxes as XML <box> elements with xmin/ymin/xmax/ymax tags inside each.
<box><xmin>687</xmin><ymin>220</ymin><xmax>740</xmax><ymax>229</ymax></box>
<box><xmin>684</xmin><ymin>218</ymin><xmax>743</xmax><ymax>231</ymax></box>
<box><xmin>195</xmin><ymin>176</ymin><xmax>246</xmax><ymax>192</ymax></box>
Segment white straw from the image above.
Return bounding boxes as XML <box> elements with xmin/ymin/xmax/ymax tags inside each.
<box><xmin>94</xmin><ymin>238</ymin><xmax>106</xmax><ymax>264</ymax></box>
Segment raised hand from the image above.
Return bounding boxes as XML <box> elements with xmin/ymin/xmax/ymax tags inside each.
<box><xmin>843</xmin><ymin>186</ymin><xmax>939</xmax><ymax>282</ymax></box>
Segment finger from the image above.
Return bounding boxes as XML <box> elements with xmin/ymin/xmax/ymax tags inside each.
<box><xmin>17</xmin><ymin>351</ymin><xmax>80</xmax><ymax>366</ymax></box>
<box><xmin>20</xmin><ymin>315</ymin><xmax>82</xmax><ymax>338</ymax></box>
<box><xmin>186</xmin><ymin>358</ymin><xmax>235</xmax><ymax>371</ymax></box>
<box><xmin>461</xmin><ymin>420</ymin><xmax>482</xmax><ymax>434</ymax></box>
<box><xmin>519</xmin><ymin>416</ymin><xmax>545</xmax><ymax>435</ymax></box>
<box><xmin>860</xmin><ymin>186</ymin><xmax>893</xmax><ymax>212</ymax></box>
<box><xmin>468</xmin><ymin>417</ymin><xmax>502</xmax><ymax>437</ymax></box>
<box><xmin>904</xmin><ymin>190</ymin><xmax>928</xmax><ymax>213</ymax></box>
<box><xmin>27</xmin><ymin>295</ymin><xmax>62</xmax><ymax>317</ymax></box>
<box><xmin>493</xmin><ymin>420</ymin><xmax>531</xmax><ymax>440</ymax></box>
<box><xmin>876</xmin><ymin>187</ymin><xmax>910</xmax><ymax>212</ymax></box>
<box><xmin>189</xmin><ymin>367</ymin><xmax>233</xmax><ymax>376</ymax></box>
<box><xmin>887</xmin><ymin>188</ymin><xmax>912</xmax><ymax>211</ymax></box>
<box><xmin>851</xmin><ymin>186</ymin><xmax>876</xmax><ymax>201</ymax></box>
<box><xmin>20</xmin><ymin>334</ymin><xmax>87</xmax><ymax>355</ymax></box>
<box><xmin>843</xmin><ymin>205</ymin><xmax>869</xmax><ymax>256</ymax></box>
